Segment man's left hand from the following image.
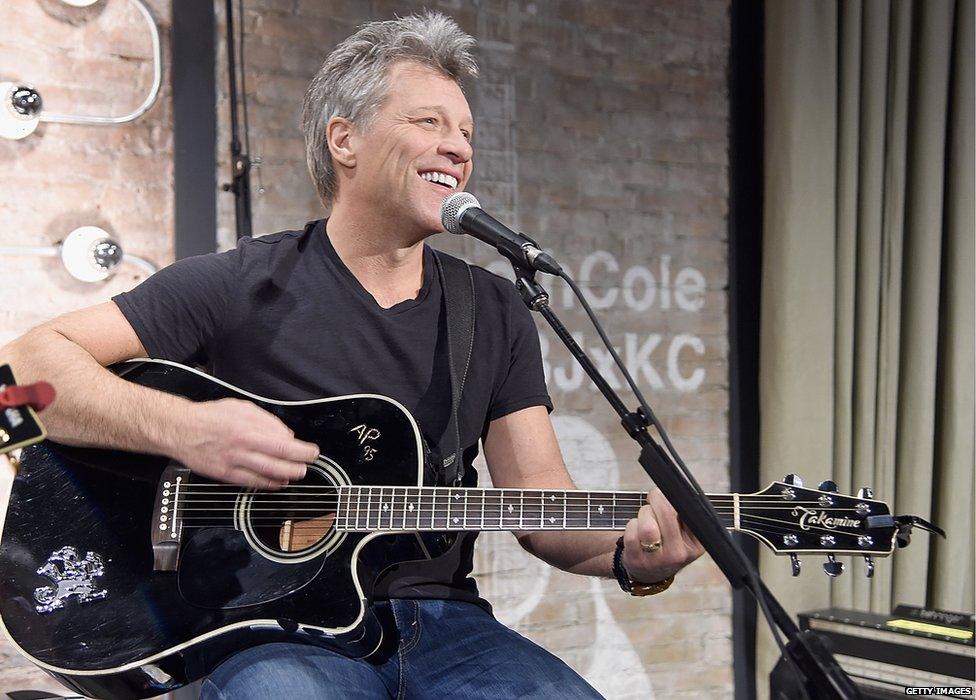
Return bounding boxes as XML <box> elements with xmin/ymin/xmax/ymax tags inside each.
<box><xmin>621</xmin><ymin>489</ymin><xmax>705</xmax><ymax>583</ymax></box>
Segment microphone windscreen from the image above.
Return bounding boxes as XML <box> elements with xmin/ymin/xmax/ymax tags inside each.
<box><xmin>440</xmin><ymin>192</ymin><xmax>480</xmax><ymax>235</ymax></box>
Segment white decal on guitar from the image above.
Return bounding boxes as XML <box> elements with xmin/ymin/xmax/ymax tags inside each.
<box><xmin>349</xmin><ymin>424</ymin><xmax>381</xmax><ymax>461</ymax></box>
<box><xmin>33</xmin><ymin>546</ymin><xmax>108</xmax><ymax>614</ymax></box>
<box><xmin>791</xmin><ymin>506</ymin><xmax>860</xmax><ymax>531</ymax></box>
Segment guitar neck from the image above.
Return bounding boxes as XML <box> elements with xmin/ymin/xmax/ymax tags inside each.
<box><xmin>334</xmin><ymin>486</ymin><xmax>734</xmax><ymax>532</ymax></box>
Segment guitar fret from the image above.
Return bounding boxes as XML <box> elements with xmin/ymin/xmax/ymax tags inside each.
<box><xmin>587</xmin><ymin>492</ymin><xmax>591</xmax><ymax>529</ymax></box>
<box><xmin>450</xmin><ymin>489</ymin><xmax>461</xmax><ymax>529</ymax></box>
<box><xmin>480</xmin><ymin>490</ymin><xmax>486</xmax><ymax>530</ymax></box>
<box><xmin>363</xmin><ymin>487</ymin><xmax>370</xmax><ymax>530</ymax></box>
<box><xmin>358</xmin><ymin>487</ymin><xmax>365</xmax><ymax>530</ymax></box>
<box><xmin>462</xmin><ymin>490</ymin><xmax>468</xmax><ymax>529</ymax></box>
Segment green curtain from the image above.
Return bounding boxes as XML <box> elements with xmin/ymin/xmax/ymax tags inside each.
<box><xmin>758</xmin><ymin>0</ymin><xmax>974</xmax><ymax>691</ymax></box>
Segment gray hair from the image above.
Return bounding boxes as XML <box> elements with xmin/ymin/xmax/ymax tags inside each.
<box><xmin>301</xmin><ymin>11</ymin><xmax>479</xmax><ymax>205</ymax></box>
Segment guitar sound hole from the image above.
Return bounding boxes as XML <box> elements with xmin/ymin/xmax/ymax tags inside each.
<box><xmin>242</xmin><ymin>465</ymin><xmax>345</xmax><ymax>558</ymax></box>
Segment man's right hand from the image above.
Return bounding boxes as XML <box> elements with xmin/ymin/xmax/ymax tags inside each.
<box><xmin>175</xmin><ymin>398</ymin><xmax>319</xmax><ymax>489</ymax></box>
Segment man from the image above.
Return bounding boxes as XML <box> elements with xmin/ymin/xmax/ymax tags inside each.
<box><xmin>2</xmin><ymin>12</ymin><xmax>704</xmax><ymax>698</ymax></box>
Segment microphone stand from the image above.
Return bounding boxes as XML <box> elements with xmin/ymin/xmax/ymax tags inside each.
<box><xmin>507</xmin><ymin>258</ymin><xmax>860</xmax><ymax>700</ymax></box>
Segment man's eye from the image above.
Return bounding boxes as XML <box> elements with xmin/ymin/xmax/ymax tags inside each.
<box><xmin>422</xmin><ymin>117</ymin><xmax>437</xmax><ymax>125</ymax></box>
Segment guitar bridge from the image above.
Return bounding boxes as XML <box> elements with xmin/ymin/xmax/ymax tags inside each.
<box><xmin>151</xmin><ymin>463</ymin><xmax>189</xmax><ymax>571</ymax></box>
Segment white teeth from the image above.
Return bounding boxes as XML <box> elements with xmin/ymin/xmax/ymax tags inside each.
<box><xmin>421</xmin><ymin>171</ymin><xmax>458</xmax><ymax>189</ymax></box>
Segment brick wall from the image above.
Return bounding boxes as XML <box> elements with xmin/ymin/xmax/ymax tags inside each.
<box><xmin>0</xmin><ymin>1</ymin><xmax>730</xmax><ymax>697</ymax></box>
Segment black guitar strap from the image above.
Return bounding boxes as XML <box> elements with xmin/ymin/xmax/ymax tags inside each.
<box><xmin>431</xmin><ymin>249</ymin><xmax>475</xmax><ymax>486</ymax></box>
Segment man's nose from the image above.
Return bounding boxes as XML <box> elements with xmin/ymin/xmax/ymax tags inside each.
<box><xmin>439</xmin><ymin>130</ymin><xmax>473</xmax><ymax>163</ymax></box>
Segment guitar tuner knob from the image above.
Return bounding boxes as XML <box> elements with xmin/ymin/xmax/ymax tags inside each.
<box><xmin>818</xmin><ymin>480</ymin><xmax>838</xmax><ymax>492</ymax></box>
<box><xmin>863</xmin><ymin>555</ymin><xmax>875</xmax><ymax>578</ymax></box>
<box><xmin>823</xmin><ymin>553</ymin><xmax>845</xmax><ymax>577</ymax></box>
<box><xmin>790</xmin><ymin>553</ymin><xmax>801</xmax><ymax>577</ymax></box>
<box><xmin>857</xmin><ymin>486</ymin><xmax>874</xmax><ymax>499</ymax></box>
<box><xmin>783</xmin><ymin>474</ymin><xmax>804</xmax><ymax>487</ymax></box>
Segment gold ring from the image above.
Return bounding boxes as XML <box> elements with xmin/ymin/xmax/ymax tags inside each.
<box><xmin>640</xmin><ymin>540</ymin><xmax>662</xmax><ymax>553</ymax></box>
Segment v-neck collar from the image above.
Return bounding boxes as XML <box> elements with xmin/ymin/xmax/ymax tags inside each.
<box><xmin>315</xmin><ymin>219</ymin><xmax>434</xmax><ymax>316</ymax></box>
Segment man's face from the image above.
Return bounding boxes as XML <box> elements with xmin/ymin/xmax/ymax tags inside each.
<box><xmin>343</xmin><ymin>61</ymin><xmax>474</xmax><ymax>236</ymax></box>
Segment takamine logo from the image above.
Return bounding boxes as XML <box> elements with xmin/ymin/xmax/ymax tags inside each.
<box><xmin>791</xmin><ymin>506</ymin><xmax>860</xmax><ymax>531</ymax></box>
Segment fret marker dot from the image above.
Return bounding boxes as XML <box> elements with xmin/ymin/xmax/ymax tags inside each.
<box><xmin>598</xmin><ymin>505</ymin><xmax>604</xmax><ymax>514</ymax></box>
<box><xmin>550</xmin><ymin>494</ymin><xmax>556</xmax><ymax>501</ymax></box>
<box><xmin>408</xmin><ymin>503</ymin><xmax>414</xmax><ymax>511</ymax></box>
<box><xmin>382</xmin><ymin>503</ymin><xmax>389</xmax><ymax>511</ymax></box>
<box><xmin>549</xmin><ymin>516</ymin><xmax>555</xmax><ymax>523</ymax></box>
<box><xmin>454</xmin><ymin>493</ymin><xmax>460</xmax><ymax>500</ymax></box>
<box><xmin>452</xmin><ymin>517</ymin><xmax>459</xmax><ymax>524</ymax></box>
<box><xmin>507</xmin><ymin>505</ymin><xmax>514</xmax><ymax>513</ymax></box>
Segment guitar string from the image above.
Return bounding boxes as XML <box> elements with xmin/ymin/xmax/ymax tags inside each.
<box><xmin>172</xmin><ymin>489</ymin><xmax>852</xmax><ymax>506</ymax></box>
<box><xmin>171</xmin><ymin>504</ymin><xmax>861</xmax><ymax>514</ymax></box>
<box><xmin>171</xmin><ymin>508</ymin><xmax>867</xmax><ymax>538</ymax></box>
<box><xmin>172</xmin><ymin>493</ymin><xmax>865</xmax><ymax>508</ymax></box>
<box><xmin>173</xmin><ymin>483</ymin><xmax>848</xmax><ymax>500</ymax></box>
<box><xmin>172</xmin><ymin>501</ymin><xmax>866</xmax><ymax>511</ymax></box>
<box><xmin>174</xmin><ymin>514</ymin><xmax>877</xmax><ymax>551</ymax></box>
<box><xmin>172</xmin><ymin>483</ymin><xmax>856</xmax><ymax>500</ymax></box>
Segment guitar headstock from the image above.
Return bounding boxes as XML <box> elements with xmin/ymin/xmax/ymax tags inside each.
<box><xmin>733</xmin><ymin>474</ymin><xmax>902</xmax><ymax>578</ymax></box>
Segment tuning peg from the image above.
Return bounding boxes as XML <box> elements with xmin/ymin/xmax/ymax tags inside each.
<box><xmin>790</xmin><ymin>553</ymin><xmax>802</xmax><ymax>576</ymax></box>
<box><xmin>818</xmin><ymin>480</ymin><xmax>838</xmax><ymax>492</ymax></box>
<box><xmin>857</xmin><ymin>486</ymin><xmax>874</xmax><ymax>499</ymax></box>
<box><xmin>783</xmin><ymin>474</ymin><xmax>804</xmax><ymax>487</ymax></box>
<box><xmin>863</xmin><ymin>555</ymin><xmax>875</xmax><ymax>578</ymax></box>
<box><xmin>823</xmin><ymin>553</ymin><xmax>845</xmax><ymax>577</ymax></box>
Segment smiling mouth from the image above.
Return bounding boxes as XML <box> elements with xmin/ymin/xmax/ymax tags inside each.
<box><xmin>419</xmin><ymin>171</ymin><xmax>459</xmax><ymax>189</ymax></box>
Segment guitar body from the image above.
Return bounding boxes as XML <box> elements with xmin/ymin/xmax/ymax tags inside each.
<box><xmin>0</xmin><ymin>361</ymin><xmax>925</xmax><ymax>699</ymax></box>
<box><xmin>0</xmin><ymin>360</ymin><xmax>455</xmax><ymax>698</ymax></box>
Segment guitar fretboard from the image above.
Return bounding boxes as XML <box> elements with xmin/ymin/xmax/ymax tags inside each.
<box><xmin>333</xmin><ymin>486</ymin><xmax>732</xmax><ymax>532</ymax></box>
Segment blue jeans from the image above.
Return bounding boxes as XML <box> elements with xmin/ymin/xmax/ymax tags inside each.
<box><xmin>200</xmin><ymin>599</ymin><xmax>603</xmax><ymax>699</ymax></box>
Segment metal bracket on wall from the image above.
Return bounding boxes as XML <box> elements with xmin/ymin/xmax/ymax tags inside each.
<box><xmin>0</xmin><ymin>0</ymin><xmax>162</xmax><ymax>139</ymax></box>
<box><xmin>0</xmin><ymin>226</ymin><xmax>158</xmax><ymax>283</ymax></box>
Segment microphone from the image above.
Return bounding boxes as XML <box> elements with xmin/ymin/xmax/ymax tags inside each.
<box><xmin>440</xmin><ymin>193</ymin><xmax>562</xmax><ymax>275</ymax></box>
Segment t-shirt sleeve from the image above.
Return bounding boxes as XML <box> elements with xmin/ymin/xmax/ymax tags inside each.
<box><xmin>112</xmin><ymin>246</ymin><xmax>239</xmax><ymax>365</ymax></box>
<box><xmin>487</xmin><ymin>284</ymin><xmax>553</xmax><ymax>422</ymax></box>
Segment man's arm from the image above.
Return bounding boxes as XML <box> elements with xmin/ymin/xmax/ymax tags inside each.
<box><xmin>483</xmin><ymin>405</ymin><xmax>704</xmax><ymax>584</ymax></box>
<box><xmin>0</xmin><ymin>302</ymin><xmax>316</xmax><ymax>488</ymax></box>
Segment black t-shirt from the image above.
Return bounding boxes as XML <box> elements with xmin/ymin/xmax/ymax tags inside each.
<box><xmin>112</xmin><ymin>219</ymin><xmax>551</xmax><ymax>609</ymax></box>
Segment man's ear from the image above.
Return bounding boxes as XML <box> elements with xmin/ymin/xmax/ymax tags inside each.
<box><xmin>326</xmin><ymin>117</ymin><xmax>356</xmax><ymax>169</ymax></box>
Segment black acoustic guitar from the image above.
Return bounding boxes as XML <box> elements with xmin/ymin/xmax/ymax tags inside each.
<box><xmin>0</xmin><ymin>360</ymin><xmax>939</xmax><ymax>699</ymax></box>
